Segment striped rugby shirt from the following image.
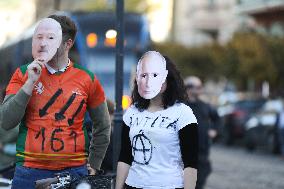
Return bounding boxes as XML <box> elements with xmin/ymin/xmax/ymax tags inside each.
<box><xmin>6</xmin><ymin>62</ymin><xmax>105</xmax><ymax>170</ymax></box>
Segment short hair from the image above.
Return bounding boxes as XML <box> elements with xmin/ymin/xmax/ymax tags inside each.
<box><xmin>48</xmin><ymin>14</ymin><xmax>77</xmax><ymax>42</ymax></box>
<box><xmin>131</xmin><ymin>55</ymin><xmax>188</xmax><ymax>111</ymax></box>
<box><xmin>184</xmin><ymin>76</ymin><xmax>202</xmax><ymax>89</ymax></box>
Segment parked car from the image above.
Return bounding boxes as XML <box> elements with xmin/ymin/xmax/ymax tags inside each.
<box><xmin>219</xmin><ymin>99</ymin><xmax>266</xmax><ymax>145</ymax></box>
<box><xmin>244</xmin><ymin>99</ymin><xmax>283</xmax><ymax>153</ymax></box>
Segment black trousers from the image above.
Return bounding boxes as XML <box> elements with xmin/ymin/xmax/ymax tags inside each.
<box><xmin>125</xmin><ymin>183</ymin><xmax>183</xmax><ymax>189</ymax></box>
<box><xmin>196</xmin><ymin>156</ymin><xmax>212</xmax><ymax>189</ymax></box>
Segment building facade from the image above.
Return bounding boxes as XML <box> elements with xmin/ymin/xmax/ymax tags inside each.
<box><xmin>172</xmin><ymin>0</ymin><xmax>238</xmax><ymax>46</ymax></box>
<box><xmin>236</xmin><ymin>0</ymin><xmax>284</xmax><ymax>37</ymax></box>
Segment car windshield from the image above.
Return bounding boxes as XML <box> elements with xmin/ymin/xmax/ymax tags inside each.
<box><xmin>235</xmin><ymin>99</ymin><xmax>265</xmax><ymax>111</ymax></box>
<box><xmin>84</xmin><ymin>52</ymin><xmax>136</xmax><ymax>101</ymax></box>
<box><xmin>73</xmin><ymin>12</ymin><xmax>142</xmax><ymax>101</ymax></box>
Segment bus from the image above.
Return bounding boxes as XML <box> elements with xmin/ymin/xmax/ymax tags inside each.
<box><xmin>0</xmin><ymin>11</ymin><xmax>151</xmax><ymax>107</ymax></box>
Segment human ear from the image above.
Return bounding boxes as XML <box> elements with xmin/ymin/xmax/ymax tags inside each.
<box><xmin>65</xmin><ymin>39</ymin><xmax>74</xmax><ymax>50</ymax></box>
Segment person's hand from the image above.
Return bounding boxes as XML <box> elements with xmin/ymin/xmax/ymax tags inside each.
<box><xmin>87</xmin><ymin>163</ymin><xmax>96</xmax><ymax>175</ymax></box>
<box><xmin>22</xmin><ymin>59</ymin><xmax>45</xmax><ymax>95</ymax></box>
<box><xmin>27</xmin><ymin>59</ymin><xmax>45</xmax><ymax>84</ymax></box>
<box><xmin>208</xmin><ymin>129</ymin><xmax>217</xmax><ymax>139</ymax></box>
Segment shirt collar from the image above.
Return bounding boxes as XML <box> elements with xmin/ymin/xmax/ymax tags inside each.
<box><xmin>46</xmin><ymin>59</ymin><xmax>71</xmax><ymax>74</ymax></box>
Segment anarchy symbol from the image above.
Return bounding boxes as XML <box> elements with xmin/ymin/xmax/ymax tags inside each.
<box><xmin>132</xmin><ymin>130</ymin><xmax>153</xmax><ymax>165</ymax></box>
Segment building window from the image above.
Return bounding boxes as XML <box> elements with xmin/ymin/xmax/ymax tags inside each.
<box><xmin>270</xmin><ymin>22</ymin><xmax>284</xmax><ymax>37</ymax></box>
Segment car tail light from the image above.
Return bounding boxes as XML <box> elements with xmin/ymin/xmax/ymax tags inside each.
<box><xmin>232</xmin><ymin>110</ymin><xmax>246</xmax><ymax>118</ymax></box>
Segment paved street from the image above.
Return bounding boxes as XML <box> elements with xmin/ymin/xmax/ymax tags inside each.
<box><xmin>205</xmin><ymin>144</ymin><xmax>284</xmax><ymax>189</ymax></box>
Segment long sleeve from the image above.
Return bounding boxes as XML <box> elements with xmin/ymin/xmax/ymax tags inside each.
<box><xmin>118</xmin><ymin>122</ymin><xmax>133</xmax><ymax>165</ymax></box>
<box><xmin>88</xmin><ymin>101</ymin><xmax>111</xmax><ymax>170</ymax></box>
<box><xmin>179</xmin><ymin>123</ymin><xmax>198</xmax><ymax>169</ymax></box>
<box><xmin>0</xmin><ymin>67</ymin><xmax>31</xmax><ymax>130</ymax></box>
<box><xmin>0</xmin><ymin>90</ymin><xmax>31</xmax><ymax>130</ymax></box>
<box><xmin>208</xmin><ymin>105</ymin><xmax>220</xmax><ymax>130</ymax></box>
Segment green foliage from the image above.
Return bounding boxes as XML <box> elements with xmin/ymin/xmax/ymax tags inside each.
<box><xmin>125</xmin><ymin>0</ymin><xmax>149</xmax><ymax>13</ymax></box>
<box><xmin>153</xmin><ymin>43</ymin><xmax>215</xmax><ymax>80</ymax></box>
<box><xmin>83</xmin><ymin>0</ymin><xmax>114</xmax><ymax>11</ymax></box>
<box><xmin>228</xmin><ymin>32</ymin><xmax>277</xmax><ymax>87</ymax></box>
<box><xmin>154</xmin><ymin>32</ymin><xmax>284</xmax><ymax>93</ymax></box>
<box><xmin>266</xmin><ymin>36</ymin><xmax>284</xmax><ymax>93</ymax></box>
<box><xmin>82</xmin><ymin>0</ymin><xmax>149</xmax><ymax>13</ymax></box>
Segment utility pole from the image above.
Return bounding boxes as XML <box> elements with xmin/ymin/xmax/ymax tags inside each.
<box><xmin>54</xmin><ymin>0</ymin><xmax>61</xmax><ymax>10</ymax></box>
<box><xmin>112</xmin><ymin>0</ymin><xmax>124</xmax><ymax>172</ymax></box>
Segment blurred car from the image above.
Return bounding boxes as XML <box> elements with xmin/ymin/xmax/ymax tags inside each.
<box><xmin>219</xmin><ymin>99</ymin><xmax>266</xmax><ymax>145</ymax></box>
<box><xmin>244</xmin><ymin>99</ymin><xmax>283</xmax><ymax>152</ymax></box>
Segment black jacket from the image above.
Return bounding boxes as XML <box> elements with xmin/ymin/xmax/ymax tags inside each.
<box><xmin>187</xmin><ymin>99</ymin><xmax>220</xmax><ymax>157</ymax></box>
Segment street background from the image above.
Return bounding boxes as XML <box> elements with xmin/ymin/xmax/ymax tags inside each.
<box><xmin>206</xmin><ymin>144</ymin><xmax>284</xmax><ymax>189</ymax></box>
<box><xmin>0</xmin><ymin>0</ymin><xmax>284</xmax><ymax>188</ymax></box>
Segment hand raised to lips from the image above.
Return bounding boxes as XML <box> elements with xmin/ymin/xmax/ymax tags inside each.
<box><xmin>32</xmin><ymin>59</ymin><xmax>46</xmax><ymax>74</ymax></box>
<box><xmin>26</xmin><ymin>59</ymin><xmax>46</xmax><ymax>84</ymax></box>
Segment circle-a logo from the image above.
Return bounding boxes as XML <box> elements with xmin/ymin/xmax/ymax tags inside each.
<box><xmin>132</xmin><ymin>130</ymin><xmax>153</xmax><ymax>165</ymax></box>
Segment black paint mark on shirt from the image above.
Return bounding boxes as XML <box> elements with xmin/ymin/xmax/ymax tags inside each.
<box><xmin>55</xmin><ymin>93</ymin><xmax>76</xmax><ymax>121</ymax></box>
<box><xmin>166</xmin><ymin>118</ymin><xmax>179</xmax><ymax>130</ymax></box>
<box><xmin>39</xmin><ymin>89</ymin><xmax>63</xmax><ymax>117</ymax></box>
<box><xmin>144</xmin><ymin>116</ymin><xmax>151</xmax><ymax>127</ymax></box>
<box><xmin>132</xmin><ymin>130</ymin><xmax>153</xmax><ymax>165</ymax></box>
<box><xmin>68</xmin><ymin>99</ymin><xmax>85</xmax><ymax>126</ymax></box>
<box><xmin>150</xmin><ymin>116</ymin><xmax>159</xmax><ymax>127</ymax></box>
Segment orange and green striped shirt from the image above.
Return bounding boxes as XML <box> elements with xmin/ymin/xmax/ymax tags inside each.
<box><xmin>6</xmin><ymin>62</ymin><xmax>105</xmax><ymax>170</ymax></box>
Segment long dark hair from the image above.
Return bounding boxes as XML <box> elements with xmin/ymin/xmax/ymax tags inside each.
<box><xmin>131</xmin><ymin>55</ymin><xmax>188</xmax><ymax>111</ymax></box>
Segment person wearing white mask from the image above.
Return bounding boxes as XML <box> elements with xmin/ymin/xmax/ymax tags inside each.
<box><xmin>116</xmin><ymin>51</ymin><xmax>198</xmax><ymax>189</ymax></box>
<box><xmin>0</xmin><ymin>15</ymin><xmax>111</xmax><ymax>189</ymax></box>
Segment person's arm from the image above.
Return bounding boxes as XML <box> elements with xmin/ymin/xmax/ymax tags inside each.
<box><xmin>0</xmin><ymin>90</ymin><xmax>30</xmax><ymax>130</ymax></box>
<box><xmin>184</xmin><ymin>167</ymin><xmax>198</xmax><ymax>189</ymax></box>
<box><xmin>0</xmin><ymin>61</ymin><xmax>44</xmax><ymax>130</ymax></box>
<box><xmin>0</xmin><ymin>124</ymin><xmax>19</xmax><ymax>144</ymax></box>
<box><xmin>88</xmin><ymin>101</ymin><xmax>111</xmax><ymax>171</ymax></box>
<box><xmin>208</xmin><ymin>105</ymin><xmax>220</xmax><ymax>139</ymax></box>
<box><xmin>179</xmin><ymin>123</ymin><xmax>198</xmax><ymax>189</ymax></box>
<box><xmin>116</xmin><ymin>162</ymin><xmax>130</xmax><ymax>189</ymax></box>
<box><xmin>208</xmin><ymin>105</ymin><xmax>220</xmax><ymax>130</ymax></box>
<box><xmin>116</xmin><ymin>123</ymin><xmax>133</xmax><ymax>189</ymax></box>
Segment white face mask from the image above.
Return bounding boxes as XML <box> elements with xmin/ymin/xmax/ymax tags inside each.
<box><xmin>136</xmin><ymin>53</ymin><xmax>168</xmax><ymax>99</ymax></box>
<box><xmin>32</xmin><ymin>18</ymin><xmax>62</xmax><ymax>63</ymax></box>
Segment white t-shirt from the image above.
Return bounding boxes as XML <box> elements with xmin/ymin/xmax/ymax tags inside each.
<box><xmin>123</xmin><ymin>103</ymin><xmax>197</xmax><ymax>189</ymax></box>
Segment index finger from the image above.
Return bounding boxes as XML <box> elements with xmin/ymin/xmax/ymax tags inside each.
<box><xmin>35</xmin><ymin>59</ymin><xmax>46</xmax><ymax>68</ymax></box>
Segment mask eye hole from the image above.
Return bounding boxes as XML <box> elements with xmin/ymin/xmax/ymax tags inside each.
<box><xmin>141</xmin><ymin>74</ymin><xmax>147</xmax><ymax>78</ymax></box>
